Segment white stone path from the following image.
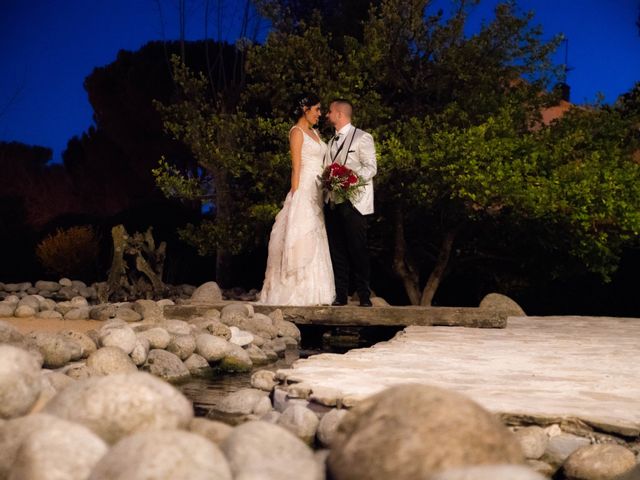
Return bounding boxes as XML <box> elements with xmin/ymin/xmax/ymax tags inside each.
<box><xmin>279</xmin><ymin>316</ymin><xmax>640</xmax><ymax>436</ymax></box>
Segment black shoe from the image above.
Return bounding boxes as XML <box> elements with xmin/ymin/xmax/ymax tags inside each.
<box><xmin>359</xmin><ymin>299</ymin><xmax>373</xmax><ymax>307</ymax></box>
<box><xmin>332</xmin><ymin>299</ymin><xmax>347</xmax><ymax>306</ymax></box>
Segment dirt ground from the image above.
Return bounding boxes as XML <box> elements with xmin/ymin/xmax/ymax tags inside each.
<box><xmin>1</xmin><ymin>317</ymin><xmax>104</xmax><ymax>334</ymax></box>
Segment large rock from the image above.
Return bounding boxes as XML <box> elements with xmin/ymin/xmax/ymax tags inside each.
<box><xmin>189</xmin><ymin>417</ymin><xmax>234</xmax><ymax>445</ymax></box>
<box><xmin>43</xmin><ymin>372</ymin><xmax>194</xmax><ymax>444</ymax></box>
<box><xmin>132</xmin><ymin>299</ymin><xmax>164</xmax><ymax>322</ymax></box>
<box><xmin>0</xmin><ymin>345</ymin><xmax>42</xmax><ymax>419</ymax></box>
<box><xmin>14</xmin><ymin>304</ymin><xmax>37</xmax><ymax>317</ymax></box>
<box><xmin>277</xmin><ymin>404</ymin><xmax>320</xmax><ymax>445</ymax></box>
<box><xmin>317</xmin><ymin>408</ymin><xmax>348</xmax><ymax>447</ymax></box>
<box><xmin>514</xmin><ymin>426</ymin><xmax>548</xmax><ymax>460</ymax></box>
<box><xmin>9</xmin><ymin>417</ymin><xmax>108</xmax><ymax>480</ymax></box>
<box><xmin>114</xmin><ymin>306</ymin><xmax>142</xmax><ymax>322</ymax></box>
<box><xmin>35</xmin><ymin>280</ymin><xmax>61</xmax><ymax>292</ymax></box>
<box><xmin>241</xmin><ymin>313</ymin><xmax>278</xmax><ymax>339</ymax></box>
<box><xmin>184</xmin><ymin>353</ymin><xmax>211</xmax><ymax>376</ymax></box>
<box><xmin>195</xmin><ymin>333</ymin><xmax>230</xmax><ymax>361</ymax></box>
<box><xmin>59</xmin><ymin>329</ymin><xmax>97</xmax><ymax>358</ymax></box>
<box><xmin>90</xmin><ymin>429</ymin><xmax>232</xmax><ymax>480</ymax></box>
<box><xmin>137</xmin><ymin>327</ymin><xmax>171</xmax><ymax>349</ymax></box>
<box><xmin>219</xmin><ymin>343</ymin><xmax>253</xmax><ymax>372</ymax></box>
<box><xmin>166</xmin><ymin>334</ymin><xmax>196</xmax><ymax>360</ymax></box>
<box><xmin>541</xmin><ymin>433</ymin><xmax>591</xmax><ymax>467</ymax></box>
<box><xmin>221</xmin><ymin>421</ymin><xmax>322</xmax><ymax>480</ymax></box>
<box><xmin>430</xmin><ymin>464</ymin><xmax>547</xmax><ymax>479</ymax></box>
<box><xmin>160</xmin><ymin>318</ymin><xmax>193</xmax><ymax>336</ymax></box>
<box><xmin>0</xmin><ymin>414</ymin><xmax>67</xmax><ymax>476</ymax></box>
<box><xmin>327</xmin><ymin>384</ymin><xmax>523</xmax><ymax>480</ymax></box>
<box><xmin>251</xmin><ymin>370</ymin><xmax>278</xmax><ymax>392</ymax></box>
<box><xmin>26</xmin><ymin>332</ymin><xmax>74</xmax><ymax>368</ymax></box>
<box><xmin>143</xmin><ymin>349</ymin><xmax>191</xmax><ymax>382</ymax></box>
<box><xmin>86</xmin><ymin>346</ymin><xmax>138</xmax><ymax>375</ymax></box>
<box><xmin>562</xmin><ymin>444</ymin><xmax>636</xmax><ymax>480</ymax></box>
<box><xmin>216</xmin><ymin>388</ymin><xmax>271</xmax><ymax>416</ymax></box>
<box><xmin>190</xmin><ymin>281</ymin><xmax>223</xmax><ymax>303</ymax></box>
<box><xmin>99</xmin><ymin>325</ymin><xmax>137</xmax><ymax>354</ymax></box>
<box><xmin>0</xmin><ymin>320</ymin><xmax>23</xmax><ymax>343</ymax></box>
<box><xmin>479</xmin><ymin>293</ymin><xmax>526</xmax><ymax>316</ymax></box>
<box><xmin>17</xmin><ymin>294</ymin><xmax>40</xmax><ymax>310</ymax></box>
<box><xmin>130</xmin><ymin>337</ymin><xmax>150</xmax><ymax>366</ymax></box>
<box><xmin>229</xmin><ymin>326</ymin><xmax>253</xmax><ymax>346</ymax></box>
<box><xmin>0</xmin><ymin>303</ymin><xmax>16</xmax><ymax>317</ymax></box>
<box><xmin>63</xmin><ymin>307</ymin><xmax>91</xmax><ymax>320</ymax></box>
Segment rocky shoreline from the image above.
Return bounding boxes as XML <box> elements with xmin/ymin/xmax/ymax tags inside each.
<box><xmin>1</xmin><ymin>279</ymin><xmax>639</xmax><ymax>479</ymax></box>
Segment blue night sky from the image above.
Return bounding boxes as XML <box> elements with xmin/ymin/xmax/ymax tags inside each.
<box><xmin>1</xmin><ymin>1</ymin><xmax>639</xmax><ymax>164</ymax></box>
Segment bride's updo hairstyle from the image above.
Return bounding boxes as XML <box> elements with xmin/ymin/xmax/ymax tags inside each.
<box><xmin>291</xmin><ymin>93</ymin><xmax>321</xmax><ymax>121</ymax></box>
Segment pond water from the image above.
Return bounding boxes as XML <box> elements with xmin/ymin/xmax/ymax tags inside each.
<box><xmin>178</xmin><ymin>325</ymin><xmax>403</xmax><ymax>416</ymax></box>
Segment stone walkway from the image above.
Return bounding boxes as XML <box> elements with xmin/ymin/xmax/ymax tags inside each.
<box><xmin>278</xmin><ymin>316</ymin><xmax>640</xmax><ymax>436</ymax></box>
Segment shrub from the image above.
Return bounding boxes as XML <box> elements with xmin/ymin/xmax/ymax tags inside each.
<box><xmin>36</xmin><ymin>226</ymin><xmax>100</xmax><ymax>279</ymax></box>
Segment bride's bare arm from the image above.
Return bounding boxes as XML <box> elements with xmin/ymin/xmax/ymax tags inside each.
<box><xmin>289</xmin><ymin>128</ymin><xmax>303</xmax><ymax>194</ymax></box>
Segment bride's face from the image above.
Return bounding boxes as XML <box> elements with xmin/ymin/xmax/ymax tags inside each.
<box><xmin>304</xmin><ymin>103</ymin><xmax>322</xmax><ymax>126</ymax></box>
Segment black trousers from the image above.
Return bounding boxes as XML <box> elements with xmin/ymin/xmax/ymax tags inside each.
<box><xmin>324</xmin><ymin>201</ymin><xmax>371</xmax><ymax>302</ymax></box>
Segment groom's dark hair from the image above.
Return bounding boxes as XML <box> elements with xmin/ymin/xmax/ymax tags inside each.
<box><xmin>331</xmin><ymin>99</ymin><xmax>353</xmax><ymax>118</ymax></box>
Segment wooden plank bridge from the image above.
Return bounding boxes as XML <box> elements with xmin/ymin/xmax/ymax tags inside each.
<box><xmin>163</xmin><ymin>303</ymin><xmax>508</xmax><ymax>328</ymax></box>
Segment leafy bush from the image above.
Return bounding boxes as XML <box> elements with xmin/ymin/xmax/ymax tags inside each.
<box><xmin>36</xmin><ymin>226</ymin><xmax>100</xmax><ymax>279</ymax></box>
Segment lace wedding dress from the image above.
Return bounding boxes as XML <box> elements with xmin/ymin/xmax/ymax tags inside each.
<box><xmin>259</xmin><ymin>127</ymin><xmax>335</xmax><ymax>305</ymax></box>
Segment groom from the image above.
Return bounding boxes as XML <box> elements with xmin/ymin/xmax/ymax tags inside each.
<box><xmin>324</xmin><ymin>99</ymin><xmax>377</xmax><ymax>307</ymax></box>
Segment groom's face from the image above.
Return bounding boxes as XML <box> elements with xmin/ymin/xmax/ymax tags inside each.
<box><xmin>326</xmin><ymin>102</ymin><xmax>340</xmax><ymax>127</ymax></box>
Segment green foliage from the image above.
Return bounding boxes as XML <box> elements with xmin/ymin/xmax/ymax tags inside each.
<box><xmin>152</xmin><ymin>157</ymin><xmax>205</xmax><ymax>200</ymax></box>
<box><xmin>154</xmin><ymin>0</ymin><xmax>640</xmax><ymax>302</ymax></box>
<box><xmin>36</xmin><ymin>226</ymin><xmax>100</xmax><ymax>279</ymax></box>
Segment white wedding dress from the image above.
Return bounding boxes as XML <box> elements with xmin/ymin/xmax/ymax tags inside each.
<box><xmin>259</xmin><ymin>127</ymin><xmax>335</xmax><ymax>305</ymax></box>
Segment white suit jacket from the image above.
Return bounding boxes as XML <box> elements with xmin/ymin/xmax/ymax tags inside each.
<box><xmin>325</xmin><ymin>124</ymin><xmax>377</xmax><ymax>215</ymax></box>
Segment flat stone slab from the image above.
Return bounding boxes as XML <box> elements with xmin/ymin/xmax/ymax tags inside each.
<box><xmin>276</xmin><ymin>316</ymin><xmax>640</xmax><ymax>436</ymax></box>
<box><xmin>164</xmin><ymin>303</ymin><xmax>507</xmax><ymax>328</ymax></box>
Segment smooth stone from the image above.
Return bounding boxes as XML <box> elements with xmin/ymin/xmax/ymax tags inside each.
<box><xmin>130</xmin><ymin>337</ymin><xmax>150</xmax><ymax>366</ymax></box>
<box><xmin>515</xmin><ymin>425</ymin><xmax>548</xmax><ymax>460</ymax></box>
<box><xmin>541</xmin><ymin>433</ymin><xmax>591</xmax><ymax>467</ymax></box>
<box><xmin>219</xmin><ymin>343</ymin><xmax>253</xmax><ymax>373</ymax></box>
<box><xmin>35</xmin><ymin>280</ymin><xmax>61</xmax><ymax>292</ymax></box>
<box><xmin>90</xmin><ymin>429</ymin><xmax>233</xmax><ymax>480</ymax></box>
<box><xmin>195</xmin><ymin>333</ymin><xmax>230</xmax><ymax>361</ymax></box>
<box><xmin>430</xmin><ymin>464</ymin><xmax>547</xmax><ymax>480</ymax></box>
<box><xmin>14</xmin><ymin>305</ymin><xmax>37</xmax><ymax>317</ymax></box>
<box><xmin>26</xmin><ymin>332</ymin><xmax>74</xmax><ymax>368</ymax></box>
<box><xmin>479</xmin><ymin>292</ymin><xmax>526</xmax><ymax>316</ymax></box>
<box><xmin>277</xmin><ymin>404</ymin><xmax>320</xmax><ymax>445</ymax></box>
<box><xmin>327</xmin><ymin>384</ymin><xmax>523</xmax><ymax>480</ymax></box>
<box><xmin>136</xmin><ymin>327</ymin><xmax>171</xmax><ymax>349</ymax></box>
<box><xmin>0</xmin><ymin>303</ymin><xmax>16</xmax><ymax>316</ymax></box>
<box><xmin>86</xmin><ymin>346</ymin><xmax>138</xmax><ymax>375</ymax></box>
<box><xmin>0</xmin><ymin>345</ymin><xmax>42</xmax><ymax>419</ymax></box>
<box><xmin>143</xmin><ymin>349</ymin><xmax>190</xmax><ymax>383</ymax></box>
<box><xmin>229</xmin><ymin>325</ymin><xmax>254</xmax><ymax>346</ymax></box>
<box><xmin>43</xmin><ymin>372</ymin><xmax>193</xmax><ymax>444</ymax></box>
<box><xmin>563</xmin><ymin>443</ymin><xmax>636</xmax><ymax>480</ymax></box>
<box><xmin>189</xmin><ymin>417</ymin><xmax>234</xmax><ymax>444</ymax></box>
<box><xmin>221</xmin><ymin>421</ymin><xmax>322</xmax><ymax>480</ymax></box>
<box><xmin>36</xmin><ymin>309</ymin><xmax>63</xmax><ymax>319</ymax></box>
<box><xmin>166</xmin><ymin>333</ymin><xmax>196</xmax><ymax>360</ymax></box>
<box><xmin>251</xmin><ymin>370</ymin><xmax>278</xmax><ymax>392</ymax></box>
<box><xmin>317</xmin><ymin>408</ymin><xmax>348</xmax><ymax>447</ymax></box>
<box><xmin>63</xmin><ymin>306</ymin><xmax>91</xmax><ymax>320</ymax></box>
<box><xmin>216</xmin><ymin>388</ymin><xmax>270</xmax><ymax>416</ymax></box>
<box><xmin>9</xmin><ymin>417</ymin><xmax>107</xmax><ymax>480</ymax></box>
<box><xmin>99</xmin><ymin>325</ymin><xmax>137</xmax><ymax>354</ymax></box>
<box><xmin>190</xmin><ymin>281</ymin><xmax>223</xmax><ymax>303</ymax></box>
<box><xmin>184</xmin><ymin>353</ymin><xmax>211</xmax><ymax>376</ymax></box>
<box><xmin>0</xmin><ymin>320</ymin><xmax>23</xmax><ymax>343</ymax></box>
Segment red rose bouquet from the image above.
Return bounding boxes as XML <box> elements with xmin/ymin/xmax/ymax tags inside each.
<box><xmin>320</xmin><ymin>162</ymin><xmax>367</xmax><ymax>205</ymax></box>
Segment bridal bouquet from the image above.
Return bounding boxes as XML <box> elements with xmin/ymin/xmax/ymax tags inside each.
<box><xmin>321</xmin><ymin>162</ymin><xmax>367</xmax><ymax>205</ymax></box>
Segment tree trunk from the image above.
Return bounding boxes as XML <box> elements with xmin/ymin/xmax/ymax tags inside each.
<box><xmin>391</xmin><ymin>204</ymin><xmax>421</xmax><ymax>305</ymax></box>
<box><xmin>213</xmin><ymin>168</ymin><xmax>233</xmax><ymax>288</ymax></box>
<box><xmin>420</xmin><ymin>227</ymin><xmax>459</xmax><ymax>306</ymax></box>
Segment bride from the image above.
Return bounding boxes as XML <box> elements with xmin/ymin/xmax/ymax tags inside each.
<box><xmin>259</xmin><ymin>94</ymin><xmax>335</xmax><ymax>305</ymax></box>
